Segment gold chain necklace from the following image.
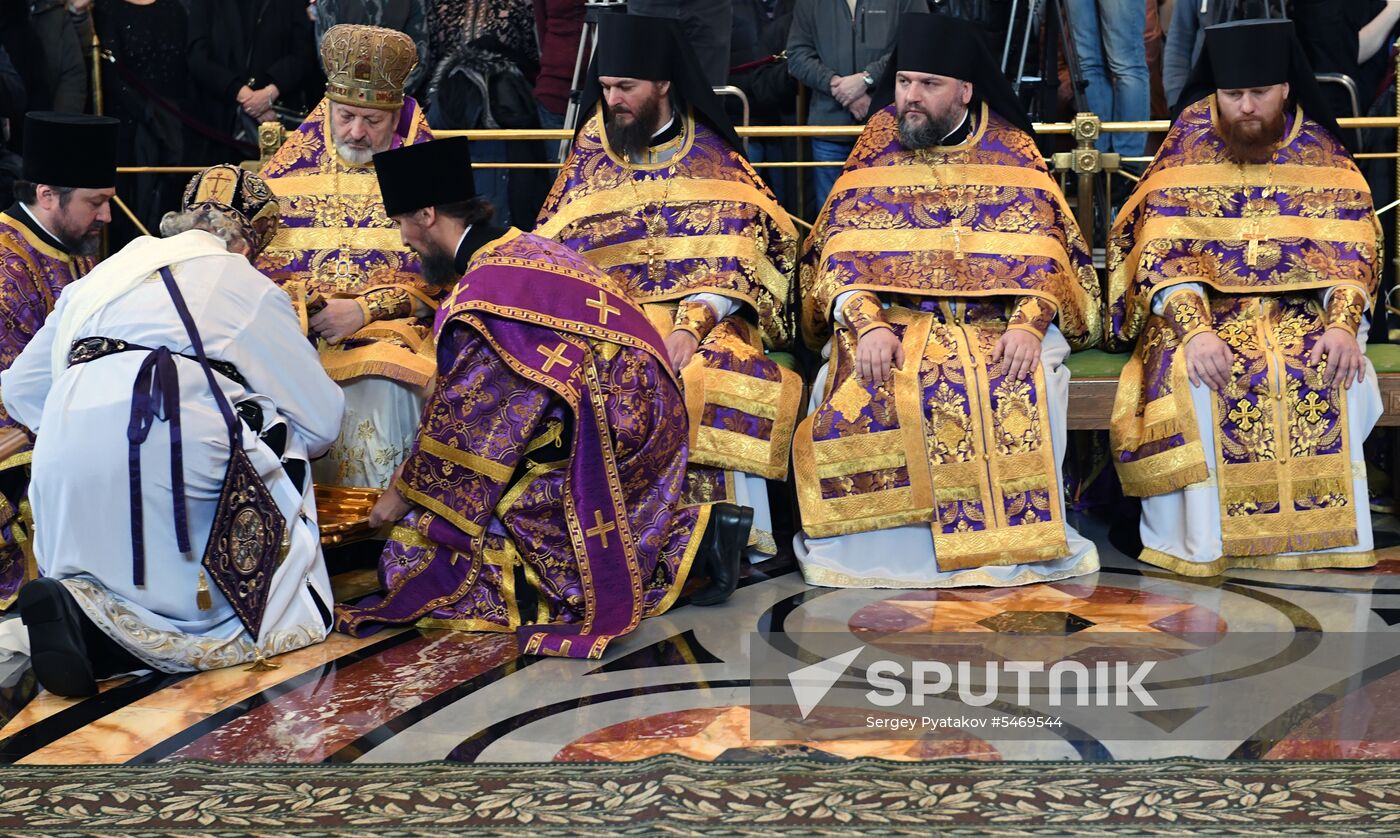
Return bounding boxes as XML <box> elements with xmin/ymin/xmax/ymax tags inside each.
<box><xmin>1240</xmin><ymin>157</ymin><xmax>1276</xmax><ymax>269</ymax></box>
<box><xmin>923</xmin><ymin>134</ymin><xmax>972</xmax><ymax>262</ymax></box>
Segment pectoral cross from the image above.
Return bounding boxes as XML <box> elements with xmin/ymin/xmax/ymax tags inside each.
<box><xmin>639</xmin><ymin>240</ymin><xmax>665</xmax><ymax>284</ymax></box>
<box><xmin>1243</xmin><ymin>218</ymin><xmax>1266</xmax><ymax>268</ymax></box>
<box><xmin>585</xmin><ymin>510</ymin><xmax>617</xmax><ymax>549</ymax></box>
<box><xmin>1228</xmin><ymin>399</ymin><xmax>1263</xmax><ymax>432</ymax></box>
<box><xmin>586</xmin><ymin>291</ymin><xmax>620</xmax><ymax>325</ymax></box>
<box><xmin>537</xmin><ymin>342</ymin><xmax>573</xmax><ymax>374</ymax></box>
<box><xmin>1296</xmin><ymin>391</ymin><xmax>1330</xmax><ymax>423</ymax></box>
<box><xmin>946</xmin><ymin>219</ymin><xmax>966</xmax><ymax>261</ymax></box>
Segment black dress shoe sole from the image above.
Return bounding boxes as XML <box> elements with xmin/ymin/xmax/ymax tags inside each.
<box><xmin>18</xmin><ymin>578</ymin><xmax>98</xmax><ymax>698</ymax></box>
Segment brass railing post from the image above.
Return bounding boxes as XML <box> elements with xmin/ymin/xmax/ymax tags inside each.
<box><xmin>257</xmin><ymin>121</ymin><xmax>287</xmax><ymax>169</ymax></box>
<box><xmin>1051</xmin><ymin>113</ymin><xmax>1119</xmax><ymax>250</ymax></box>
<box><xmin>90</xmin><ymin>31</ymin><xmax>103</xmax><ymax>116</ymax></box>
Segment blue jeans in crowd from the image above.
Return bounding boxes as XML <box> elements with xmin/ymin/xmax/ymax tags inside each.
<box><xmin>538</xmin><ymin>104</ymin><xmax>566</xmax><ymax>164</ymax></box>
<box><xmin>748</xmin><ymin>138</ymin><xmax>793</xmax><ymax>209</ymax></box>
<box><xmin>811</xmin><ymin>138</ymin><xmax>854</xmax><ymax>214</ymax></box>
<box><xmin>1065</xmin><ymin>0</ymin><xmax>1148</xmax><ymax>157</ymax></box>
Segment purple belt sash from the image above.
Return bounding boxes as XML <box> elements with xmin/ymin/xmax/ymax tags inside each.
<box><xmin>125</xmin><ymin>346</ymin><xmax>191</xmax><ymax>585</ymax></box>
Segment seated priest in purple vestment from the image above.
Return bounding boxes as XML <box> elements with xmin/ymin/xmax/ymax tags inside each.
<box><xmin>536</xmin><ymin>14</ymin><xmax>796</xmax><ymax>577</ymax></box>
<box><xmin>0</xmin><ymin>112</ymin><xmax>117</xmax><ymax>611</ymax></box>
<box><xmin>334</xmin><ymin>138</ymin><xmax>753</xmax><ymax>659</ymax></box>
<box><xmin>1108</xmin><ymin>20</ymin><xmax>1384</xmax><ymax>576</ymax></box>
<box><xmin>2</xmin><ymin>166</ymin><xmax>345</xmax><ymax>696</ymax></box>
<box><xmin>257</xmin><ymin>24</ymin><xmax>439</xmax><ymax>491</ymax></box>
<box><xmin>794</xmin><ymin>14</ymin><xmax>1103</xmax><ymax>588</ymax></box>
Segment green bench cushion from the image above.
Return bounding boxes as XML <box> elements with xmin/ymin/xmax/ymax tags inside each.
<box><xmin>1066</xmin><ymin>345</ymin><xmax>1400</xmax><ymax>380</ymax></box>
<box><xmin>767</xmin><ymin>351</ymin><xmax>798</xmax><ymax>372</ymax></box>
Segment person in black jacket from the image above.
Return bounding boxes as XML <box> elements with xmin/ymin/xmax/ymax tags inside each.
<box><xmin>187</xmin><ymin>0</ymin><xmax>319</xmax><ymax>162</ymax></box>
<box><xmin>728</xmin><ymin>0</ymin><xmax>796</xmax><ymax>208</ymax></box>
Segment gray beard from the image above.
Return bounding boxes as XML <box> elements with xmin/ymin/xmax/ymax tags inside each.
<box><xmin>335</xmin><ymin>141</ymin><xmax>376</xmax><ymax>165</ymax></box>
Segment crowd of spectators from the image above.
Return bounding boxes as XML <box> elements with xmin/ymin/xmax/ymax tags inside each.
<box><xmin>1</xmin><ymin>0</ymin><xmax>1399</xmax><ymax>234</ymax></box>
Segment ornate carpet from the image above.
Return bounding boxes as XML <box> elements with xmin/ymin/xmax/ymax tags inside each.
<box><xmin>2</xmin><ymin>757</ymin><xmax>1399</xmax><ymax>835</ymax></box>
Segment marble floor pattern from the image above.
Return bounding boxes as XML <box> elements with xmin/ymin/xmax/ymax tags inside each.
<box><xmin>4</xmin><ymin>514</ymin><xmax>1400</xmax><ymax>765</ymax></box>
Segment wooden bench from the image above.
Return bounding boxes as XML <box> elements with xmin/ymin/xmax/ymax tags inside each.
<box><xmin>1064</xmin><ymin>346</ymin><xmax>1400</xmax><ymax>430</ymax></box>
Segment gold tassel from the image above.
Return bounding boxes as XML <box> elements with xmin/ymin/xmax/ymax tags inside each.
<box><xmin>196</xmin><ymin>571</ymin><xmax>212</xmax><ymax>611</ymax></box>
<box><xmin>245</xmin><ymin>654</ymin><xmax>281</xmax><ymax>672</ymax></box>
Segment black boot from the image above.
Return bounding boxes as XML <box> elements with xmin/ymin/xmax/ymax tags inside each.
<box><xmin>690</xmin><ymin>503</ymin><xmax>753</xmax><ymax>607</ymax></box>
<box><xmin>18</xmin><ymin>577</ymin><xmax>97</xmax><ymax>697</ymax></box>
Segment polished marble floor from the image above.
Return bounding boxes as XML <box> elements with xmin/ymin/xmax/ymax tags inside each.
<box><xmin>4</xmin><ymin>513</ymin><xmax>1400</xmax><ymax>765</ymax></box>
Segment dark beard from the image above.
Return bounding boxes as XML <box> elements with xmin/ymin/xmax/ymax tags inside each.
<box><xmin>419</xmin><ymin>240</ymin><xmax>460</xmax><ymax>287</ymax></box>
<box><xmin>55</xmin><ymin>220</ymin><xmax>102</xmax><ymax>257</ymax></box>
<box><xmin>897</xmin><ymin>106</ymin><xmax>963</xmax><ymax>150</ymax></box>
<box><xmin>604</xmin><ymin>94</ymin><xmax>664</xmax><ymax>159</ymax></box>
<box><xmin>1219</xmin><ymin>107</ymin><xmax>1286</xmax><ymax>163</ymax></box>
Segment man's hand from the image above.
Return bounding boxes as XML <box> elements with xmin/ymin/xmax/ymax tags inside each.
<box><xmin>242</xmin><ymin>84</ymin><xmax>279</xmax><ymax>120</ymax></box>
<box><xmin>855</xmin><ymin>327</ymin><xmax>905</xmax><ymax>386</ymax></box>
<box><xmin>665</xmin><ymin>330</ymin><xmax>700</xmax><ymax>373</ymax></box>
<box><xmin>832</xmin><ymin>73</ymin><xmax>868</xmax><ymax>107</ymax></box>
<box><xmin>369</xmin><ymin>464</ymin><xmax>411</xmax><ymax>528</ymax></box>
<box><xmin>848</xmin><ymin>94</ymin><xmax>871</xmax><ymax>121</ymax></box>
<box><xmin>1308</xmin><ymin>326</ymin><xmax>1367</xmax><ymax>389</ymax></box>
<box><xmin>992</xmin><ymin>329</ymin><xmax>1042</xmax><ymax>382</ymax></box>
<box><xmin>310</xmin><ymin>298</ymin><xmax>367</xmax><ymax>344</ymax></box>
<box><xmin>236</xmin><ymin>84</ymin><xmax>256</xmax><ymax>107</ymax></box>
<box><xmin>1184</xmin><ymin>331</ymin><xmax>1234</xmax><ymax>391</ymax></box>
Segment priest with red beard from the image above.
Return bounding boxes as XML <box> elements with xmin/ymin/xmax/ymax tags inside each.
<box><xmin>1108</xmin><ymin>20</ymin><xmax>1384</xmax><ymax>576</ymax></box>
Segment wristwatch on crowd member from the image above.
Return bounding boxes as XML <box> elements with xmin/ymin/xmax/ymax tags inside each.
<box><xmin>863</xmin><ymin>72</ymin><xmax>875</xmax><ymax>88</ymax></box>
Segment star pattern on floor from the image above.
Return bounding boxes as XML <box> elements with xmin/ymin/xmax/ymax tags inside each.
<box><xmin>554</xmin><ymin>705</ymin><xmax>1001</xmax><ymax>763</ymax></box>
<box><xmin>849</xmin><ymin>584</ymin><xmax>1223</xmax><ymax>663</ymax></box>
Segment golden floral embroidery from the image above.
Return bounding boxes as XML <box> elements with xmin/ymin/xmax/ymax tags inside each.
<box><xmin>1163</xmin><ymin>288</ymin><xmax>1212</xmax><ymax>343</ymax></box>
<box><xmin>673</xmin><ymin>299</ymin><xmax>719</xmax><ymax>341</ymax></box>
<box><xmin>1325</xmin><ymin>285</ymin><xmax>1367</xmax><ymax>335</ymax></box>
<box><xmin>840</xmin><ymin>290</ymin><xmax>889</xmax><ymax>337</ymax></box>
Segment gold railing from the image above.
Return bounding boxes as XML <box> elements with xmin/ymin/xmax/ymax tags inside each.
<box><xmin>114</xmin><ymin>112</ymin><xmax>1400</xmax><ymax>256</ymax></box>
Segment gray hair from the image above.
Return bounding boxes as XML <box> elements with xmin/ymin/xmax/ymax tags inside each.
<box><xmin>158</xmin><ymin>206</ymin><xmax>251</xmax><ymax>253</ymax></box>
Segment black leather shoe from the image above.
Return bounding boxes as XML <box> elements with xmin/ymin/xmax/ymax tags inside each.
<box><xmin>18</xmin><ymin>578</ymin><xmax>97</xmax><ymax>697</ymax></box>
<box><xmin>690</xmin><ymin>503</ymin><xmax>753</xmax><ymax>607</ymax></box>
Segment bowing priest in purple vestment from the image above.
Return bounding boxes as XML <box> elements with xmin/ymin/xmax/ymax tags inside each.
<box><xmin>536</xmin><ymin>14</ymin><xmax>797</xmax><ymax>579</ymax></box>
<box><xmin>1108</xmin><ymin>20</ymin><xmax>1384</xmax><ymax>575</ymax></box>
<box><xmin>334</xmin><ymin>137</ymin><xmax>752</xmax><ymax>659</ymax></box>
<box><xmin>795</xmin><ymin>14</ymin><xmax>1103</xmax><ymax>587</ymax></box>
<box><xmin>0</xmin><ymin>112</ymin><xmax>117</xmax><ymax>611</ymax></box>
<box><xmin>2</xmin><ymin>166</ymin><xmax>345</xmax><ymax>695</ymax></box>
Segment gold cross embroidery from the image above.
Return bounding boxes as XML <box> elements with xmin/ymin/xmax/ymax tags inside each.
<box><xmin>537</xmin><ymin>342</ymin><xmax>573</xmax><ymax>374</ymax></box>
<box><xmin>1296</xmin><ymin>391</ymin><xmax>1331</xmax><ymax>423</ymax></box>
<box><xmin>1243</xmin><ymin>218</ymin><xmax>1266</xmax><ymax>268</ymax></box>
<box><xmin>585</xmin><ymin>510</ymin><xmax>617</xmax><ymax>549</ymax></box>
<box><xmin>586</xmin><ymin>291</ymin><xmax>620</xmax><ymax>325</ymax></box>
<box><xmin>946</xmin><ymin>219</ymin><xmax>966</xmax><ymax>261</ymax></box>
<box><xmin>1228</xmin><ymin>399</ymin><xmax>1263</xmax><ymax>432</ymax></box>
